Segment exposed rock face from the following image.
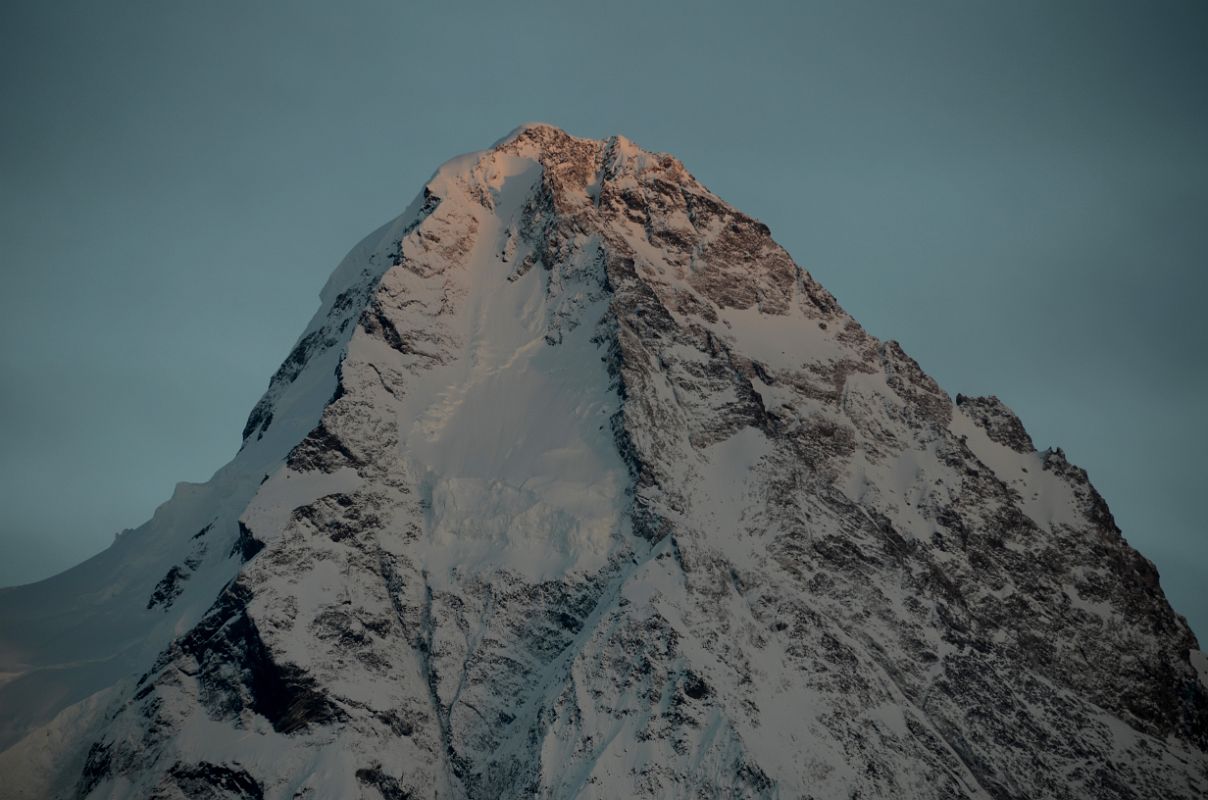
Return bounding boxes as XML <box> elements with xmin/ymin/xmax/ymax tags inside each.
<box><xmin>0</xmin><ymin>124</ymin><xmax>1204</xmax><ymax>799</ymax></box>
<box><xmin>954</xmin><ymin>394</ymin><xmax>1035</xmax><ymax>453</ymax></box>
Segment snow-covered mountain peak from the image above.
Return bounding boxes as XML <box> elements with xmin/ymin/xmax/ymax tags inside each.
<box><xmin>1</xmin><ymin>126</ymin><xmax>1204</xmax><ymax>799</ymax></box>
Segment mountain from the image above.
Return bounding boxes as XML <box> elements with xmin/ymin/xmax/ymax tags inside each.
<box><xmin>1</xmin><ymin>123</ymin><xmax>1205</xmax><ymax>799</ymax></box>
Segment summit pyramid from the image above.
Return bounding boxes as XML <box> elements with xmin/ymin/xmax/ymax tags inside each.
<box><xmin>2</xmin><ymin>124</ymin><xmax>1204</xmax><ymax>799</ymax></box>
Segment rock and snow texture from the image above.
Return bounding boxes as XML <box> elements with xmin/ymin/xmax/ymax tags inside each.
<box><xmin>1</xmin><ymin>123</ymin><xmax>1205</xmax><ymax>799</ymax></box>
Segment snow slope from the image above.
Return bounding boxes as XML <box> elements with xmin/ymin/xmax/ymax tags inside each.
<box><xmin>1</xmin><ymin>124</ymin><xmax>1204</xmax><ymax>799</ymax></box>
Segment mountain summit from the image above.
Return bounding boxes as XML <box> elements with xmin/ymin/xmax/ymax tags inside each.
<box><xmin>2</xmin><ymin>124</ymin><xmax>1205</xmax><ymax>799</ymax></box>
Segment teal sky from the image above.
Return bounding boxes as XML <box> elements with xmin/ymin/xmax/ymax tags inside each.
<box><xmin>1</xmin><ymin>1</ymin><xmax>1205</xmax><ymax>639</ymax></box>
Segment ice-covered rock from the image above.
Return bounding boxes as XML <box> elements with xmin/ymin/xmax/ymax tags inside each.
<box><xmin>1</xmin><ymin>123</ymin><xmax>1204</xmax><ymax>799</ymax></box>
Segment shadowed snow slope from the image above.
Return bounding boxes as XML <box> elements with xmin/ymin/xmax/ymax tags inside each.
<box><xmin>1</xmin><ymin>123</ymin><xmax>1205</xmax><ymax>799</ymax></box>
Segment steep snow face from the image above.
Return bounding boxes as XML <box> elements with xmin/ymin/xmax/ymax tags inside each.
<box><xmin>2</xmin><ymin>123</ymin><xmax>1205</xmax><ymax>799</ymax></box>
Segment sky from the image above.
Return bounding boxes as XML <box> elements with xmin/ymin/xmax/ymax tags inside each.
<box><xmin>0</xmin><ymin>1</ymin><xmax>1204</xmax><ymax>639</ymax></box>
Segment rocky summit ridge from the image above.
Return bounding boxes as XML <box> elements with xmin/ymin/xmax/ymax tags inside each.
<box><xmin>1</xmin><ymin>123</ymin><xmax>1205</xmax><ymax>799</ymax></box>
